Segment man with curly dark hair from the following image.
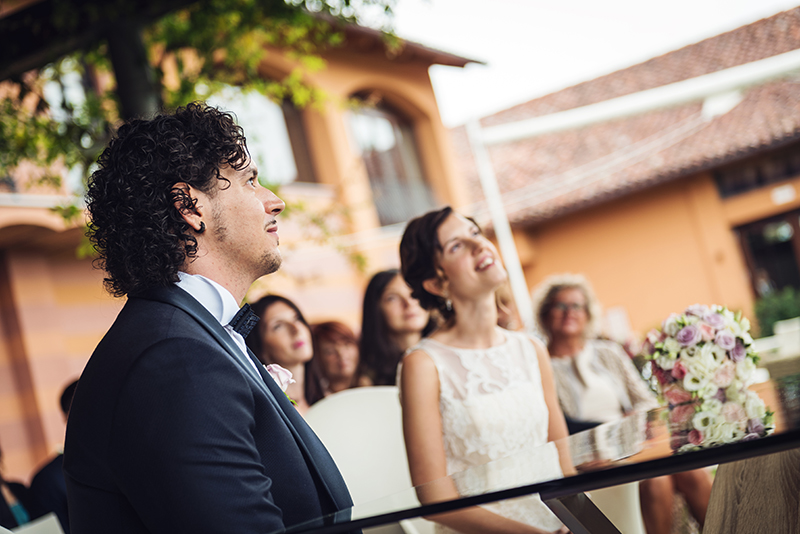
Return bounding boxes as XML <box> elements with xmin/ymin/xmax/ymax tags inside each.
<box><xmin>63</xmin><ymin>103</ymin><xmax>354</xmax><ymax>534</ymax></box>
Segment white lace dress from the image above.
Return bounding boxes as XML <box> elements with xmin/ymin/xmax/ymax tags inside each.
<box><xmin>402</xmin><ymin>328</ymin><xmax>564</xmax><ymax>533</ymax></box>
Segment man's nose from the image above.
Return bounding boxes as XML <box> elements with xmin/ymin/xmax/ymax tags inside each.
<box><xmin>260</xmin><ymin>187</ymin><xmax>285</xmax><ymax>216</ymax></box>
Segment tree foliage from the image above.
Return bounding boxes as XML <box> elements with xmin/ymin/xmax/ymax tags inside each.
<box><xmin>0</xmin><ymin>0</ymin><xmax>396</xmax><ymax>191</ymax></box>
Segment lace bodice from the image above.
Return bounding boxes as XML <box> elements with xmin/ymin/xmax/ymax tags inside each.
<box><xmin>406</xmin><ymin>328</ymin><xmax>564</xmax><ymax>533</ymax></box>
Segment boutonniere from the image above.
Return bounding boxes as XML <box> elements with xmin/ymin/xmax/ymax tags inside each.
<box><xmin>265</xmin><ymin>364</ymin><xmax>298</xmax><ymax>405</ymax></box>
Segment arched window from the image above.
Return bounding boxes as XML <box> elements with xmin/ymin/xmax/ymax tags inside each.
<box><xmin>208</xmin><ymin>86</ymin><xmax>316</xmax><ymax>184</ymax></box>
<box><xmin>348</xmin><ymin>94</ymin><xmax>437</xmax><ymax>226</ymax></box>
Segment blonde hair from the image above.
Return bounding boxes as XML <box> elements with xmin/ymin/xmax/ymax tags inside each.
<box><xmin>531</xmin><ymin>273</ymin><xmax>602</xmax><ymax>342</ymax></box>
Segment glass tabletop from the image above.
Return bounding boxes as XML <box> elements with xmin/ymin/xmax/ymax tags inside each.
<box><xmin>280</xmin><ymin>365</ymin><xmax>800</xmax><ymax>534</ymax></box>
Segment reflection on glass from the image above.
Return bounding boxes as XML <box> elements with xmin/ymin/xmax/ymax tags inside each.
<box><xmin>279</xmin><ymin>369</ymin><xmax>800</xmax><ymax>534</ymax></box>
<box><xmin>347</xmin><ymin>102</ymin><xmax>436</xmax><ymax>226</ymax></box>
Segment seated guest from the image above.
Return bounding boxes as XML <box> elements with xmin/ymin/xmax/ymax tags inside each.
<box><xmin>29</xmin><ymin>379</ymin><xmax>78</xmax><ymax>534</ymax></box>
<box><xmin>247</xmin><ymin>295</ymin><xmax>314</xmax><ymax>415</ymax></box>
<box><xmin>360</xmin><ymin>269</ymin><xmax>435</xmax><ymax>385</ymax></box>
<box><xmin>307</xmin><ymin>321</ymin><xmax>372</xmax><ymax>405</ymax></box>
<box><xmin>0</xmin><ymin>443</ymin><xmax>40</xmax><ymax>529</ymax></box>
<box><xmin>399</xmin><ymin>207</ymin><xmax>570</xmax><ymax>534</ymax></box>
<box><xmin>532</xmin><ymin>273</ymin><xmax>713</xmax><ymax>534</ymax></box>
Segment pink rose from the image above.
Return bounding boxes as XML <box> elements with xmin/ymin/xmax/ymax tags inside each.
<box><xmin>703</xmin><ymin>312</ymin><xmax>726</xmax><ymax>330</ymax></box>
<box><xmin>699</xmin><ymin>323</ymin><xmax>715</xmax><ymax>342</ymax></box>
<box><xmin>685</xmin><ymin>304</ymin><xmax>709</xmax><ymax>317</ymax></box>
<box><xmin>669</xmin><ymin>402</ymin><xmax>697</xmax><ymax>426</ymax></box>
<box><xmin>688</xmin><ymin>429</ymin><xmax>704</xmax><ymax>445</ymax></box>
<box><xmin>747</xmin><ymin>418</ymin><xmax>765</xmax><ymax>435</ymax></box>
<box><xmin>731</xmin><ymin>340</ymin><xmax>746</xmax><ymax>362</ymax></box>
<box><xmin>663</xmin><ymin>384</ymin><xmax>693</xmax><ymax>405</ymax></box>
<box><xmin>721</xmin><ymin>401</ymin><xmax>746</xmax><ymax>423</ymax></box>
<box><xmin>671</xmin><ymin>361</ymin><xmax>688</xmax><ymax>380</ymax></box>
<box><xmin>676</xmin><ymin>325</ymin><xmax>702</xmax><ymax>347</ymax></box>
<box><xmin>653</xmin><ymin>365</ymin><xmax>675</xmax><ymax>385</ymax></box>
<box><xmin>715</xmin><ymin>330</ymin><xmax>736</xmax><ymax>351</ymax></box>
<box><xmin>712</xmin><ymin>361</ymin><xmax>735</xmax><ymax>388</ymax></box>
<box><xmin>670</xmin><ymin>432</ymin><xmax>690</xmax><ymax>451</ymax></box>
<box><xmin>265</xmin><ymin>364</ymin><xmax>296</xmax><ymax>392</ymax></box>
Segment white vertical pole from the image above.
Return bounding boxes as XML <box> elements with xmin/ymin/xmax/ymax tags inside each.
<box><xmin>466</xmin><ymin>120</ymin><xmax>534</xmax><ymax>331</ymax></box>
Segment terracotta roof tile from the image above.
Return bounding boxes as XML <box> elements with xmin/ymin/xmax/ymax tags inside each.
<box><xmin>452</xmin><ymin>7</ymin><xmax>800</xmax><ymax>227</ymax></box>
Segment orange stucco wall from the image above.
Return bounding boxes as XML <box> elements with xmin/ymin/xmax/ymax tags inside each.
<box><xmin>0</xmin><ymin>240</ymin><xmax>123</xmax><ymax>481</ymax></box>
<box><xmin>520</xmin><ymin>172</ymin><xmax>756</xmax><ymax>336</ymax></box>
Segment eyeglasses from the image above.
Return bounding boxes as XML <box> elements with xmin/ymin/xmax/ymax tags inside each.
<box><xmin>551</xmin><ymin>302</ymin><xmax>586</xmax><ymax>313</ymax></box>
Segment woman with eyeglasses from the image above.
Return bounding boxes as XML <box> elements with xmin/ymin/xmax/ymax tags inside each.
<box><xmin>532</xmin><ymin>273</ymin><xmax>712</xmax><ymax>534</ymax></box>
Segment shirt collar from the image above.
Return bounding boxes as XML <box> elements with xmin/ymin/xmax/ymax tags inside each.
<box><xmin>175</xmin><ymin>272</ymin><xmax>242</xmax><ymax>327</ymax></box>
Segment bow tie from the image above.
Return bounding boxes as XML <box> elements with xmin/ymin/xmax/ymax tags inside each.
<box><xmin>228</xmin><ymin>303</ymin><xmax>260</xmax><ymax>338</ymax></box>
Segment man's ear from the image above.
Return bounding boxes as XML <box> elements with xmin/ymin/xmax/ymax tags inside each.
<box><xmin>172</xmin><ymin>182</ymin><xmax>205</xmax><ymax>233</ymax></box>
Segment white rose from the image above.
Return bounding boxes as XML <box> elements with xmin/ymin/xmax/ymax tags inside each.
<box><xmin>698</xmin><ymin>380</ymin><xmax>720</xmax><ymax>400</ymax></box>
<box><xmin>744</xmin><ymin>393</ymin><xmax>767</xmax><ymax>420</ymax></box>
<box><xmin>741</xmin><ymin>332</ymin><xmax>754</xmax><ymax>345</ymax></box>
<box><xmin>712</xmin><ymin>344</ymin><xmax>728</xmax><ymax>363</ymax></box>
<box><xmin>701</xmin><ymin>398</ymin><xmax>723</xmax><ymax>415</ymax></box>
<box><xmin>663</xmin><ymin>314</ymin><xmax>681</xmax><ymax>336</ymax></box>
<box><xmin>686</xmin><ymin>315</ymin><xmax>700</xmax><ymax>325</ymax></box>
<box><xmin>684</xmin><ymin>372</ymin><xmax>707</xmax><ymax>392</ymax></box>
<box><xmin>740</xmin><ymin>317</ymin><xmax>751</xmax><ymax>332</ymax></box>
<box><xmin>692</xmin><ymin>411</ymin><xmax>718</xmax><ymax>431</ymax></box>
<box><xmin>736</xmin><ymin>358</ymin><xmax>756</xmax><ymax>385</ymax></box>
<box><xmin>657</xmin><ymin>355</ymin><xmax>676</xmax><ymax>370</ymax></box>
<box><xmin>718</xmin><ymin>422</ymin><xmax>737</xmax><ymax>444</ymax></box>
<box><xmin>664</xmin><ymin>337</ymin><xmax>682</xmax><ymax>355</ymax></box>
<box><xmin>723</xmin><ymin>309</ymin><xmax>735</xmax><ymax>324</ymax></box>
<box><xmin>728</xmin><ymin>321</ymin><xmax>742</xmax><ymax>336</ymax></box>
<box><xmin>700</xmin><ymin>343</ymin><xmax>722</xmax><ymax>371</ymax></box>
<box><xmin>725</xmin><ymin>382</ymin><xmax>745</xmax><ymax>403</ymax></box>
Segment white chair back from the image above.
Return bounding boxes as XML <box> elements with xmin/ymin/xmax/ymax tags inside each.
<box><xmin>589</xmin><ymin>484</ymin><xmax>646</xmax><ymax>534</ymax></box>
<box><xmin>304</xmin><ymin>386</ymin><xmax>433</xmax><ymax>534</ymax></box>
<box><xmin>11</xmin><ymin>514</ymin><xmax>64</xmax><ymax>534</ymax></box>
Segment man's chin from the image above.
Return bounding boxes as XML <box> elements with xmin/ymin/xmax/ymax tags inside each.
<box><xmin>262</xmin><ymin>252</ymin><xmax>282</xmax><ymax>276</ymax></box>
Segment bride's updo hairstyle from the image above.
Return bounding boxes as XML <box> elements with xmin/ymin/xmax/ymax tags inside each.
<box><xmin>400</xmin><ymin>206</ymin><xmax>456</xmax><ymax>322</ymax></box>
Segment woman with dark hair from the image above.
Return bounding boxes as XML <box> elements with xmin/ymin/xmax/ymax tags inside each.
<box><xmin>246</xmin><ymin>295</ymin><xmax>314</xmax><ymax>415</ymax></box>
<box><xmin>398</xmin><ymin>206</ymin><xmax>570</xmax><ymax>534</ymax></box>
<box><xmin>360</xmin><ymin>269</ymin><xmax>435</xmax><ymax>386</ymax></box>
<box><xmin>307</xmin><ymin>321</ymin><xmax>372</xmax><ymax>405</ymax></box>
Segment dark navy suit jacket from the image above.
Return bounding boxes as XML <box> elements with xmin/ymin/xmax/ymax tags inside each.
<box><xmin>30</xmin><ymin>453</ymin><xmax>69</xmax><ymax>533</ymax></box>
<box><xmin>64</xmin><ymin>286</ymin><xmax>353</xmax><ymax>534</ymax></box>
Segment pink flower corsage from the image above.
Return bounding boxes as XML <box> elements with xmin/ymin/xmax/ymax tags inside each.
<box><xmin>265</xmin><ymin>364</ymin><xmax>298</xmax><ymax>405</ymax></box>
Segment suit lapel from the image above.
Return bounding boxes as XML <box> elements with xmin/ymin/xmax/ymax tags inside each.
<box><xmin>247</xmin><ymin>349</ymin><xmax>351</xmax><ymax>509</ymax></box>
<box><xmin>136</xmin><ymin>285</ymin><xmax>352</xmax><ymax>509</ymax></box>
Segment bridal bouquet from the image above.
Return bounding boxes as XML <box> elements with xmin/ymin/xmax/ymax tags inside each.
<box><xmin>642</xmin><ymin>304</ymin><xmax>773</xmax><ymax>452</ymax></box>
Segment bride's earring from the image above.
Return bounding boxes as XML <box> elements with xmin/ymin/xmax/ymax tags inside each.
<box><xmin>443</xmin><ymin>290</ymin><xmax>452</xmax><ymax>311</ymax></box>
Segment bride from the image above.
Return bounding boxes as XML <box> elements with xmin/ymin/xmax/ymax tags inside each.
<box><xmin>398</xmin><ymin>206</ymin><xmax>570</xmax><ymax>534</ymax></box>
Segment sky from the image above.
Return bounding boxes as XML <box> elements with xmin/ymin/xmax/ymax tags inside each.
<box><xmin>389</xmin><ymin>0</ymin><xmax>800</xmax><ymax>126</ymax></box>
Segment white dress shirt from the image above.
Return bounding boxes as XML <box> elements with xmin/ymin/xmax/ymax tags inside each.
<box><xmin>175</xmin><ymin>272</ymin><xmax>261</xmax><ymax>375</ymax></box>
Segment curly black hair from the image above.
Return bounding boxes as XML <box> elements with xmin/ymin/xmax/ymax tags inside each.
<box><xmin>399</xmin><ymin>206</ymin><xmax>456</xmax><ymax>322</ymax></box>
<box><xmin>86</xmin><ymin>102</ymin><xmax>249</xmax><ymax>297</ymax></box>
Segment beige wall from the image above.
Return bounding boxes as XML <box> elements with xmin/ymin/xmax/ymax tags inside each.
<box><xmin>520</xmin><ymin>173</ymin><xmax>755</xmax><ymax>336</ymax></box>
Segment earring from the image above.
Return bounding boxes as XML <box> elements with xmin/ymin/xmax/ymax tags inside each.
<box><xmin>446</xmin><ymin>298</ymin><xmax>452</xmax><ymax>311</ymax></box>
<box><xmin>197</xmin><ymin>221</ymin><xmax>206</xmax><ymax>234</ymax></box>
